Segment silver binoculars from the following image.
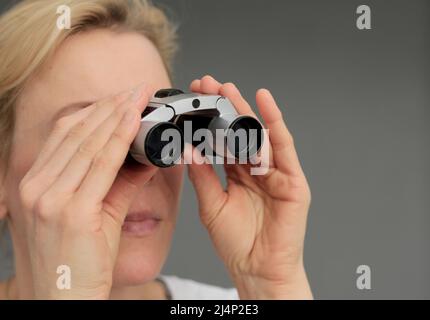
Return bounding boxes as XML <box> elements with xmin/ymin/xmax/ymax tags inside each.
<box><xmin>129</xmin><ymin>89</ymin><xmax>264</xmax><ymax>167</ymax></box>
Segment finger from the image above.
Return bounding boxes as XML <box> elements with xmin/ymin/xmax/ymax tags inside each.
<box><xmin>184</xmin><ymin>144</ymin><xmax>227</xmax><ymax>225</ymax></box>
<box><xmin>30</xmin><ymin>85</ymin><xmax>148</xmax><ymax>193</ymax></box>
<box><xmin>73</xmin><ymin>106</ymin><xmax>149</xmax><ymax>223</ymax></box>
<box><xmin>44</xmin><ymin>93</ymin><xmax>149</xmax><ymax>196</ymax></box>
<box><xmin>199</xmin><ymin>75</ymin><xmax>223</xmax><ymax>94</ymax></box>
<box><xmin>29</xmin><ymin>92</ymin><xmax>128</xmax><ymax>181</ymax></box>
<box><xmin>255</xmin><ymin>89</ymin><xmax>303</xmax><ymax>175</ymax></box>
<box><xmin>190</xmin><ymin>79</ymin><xmax>201</xmax><ymax>92</ymax></box>
<box><xmin>26</xmin><ymin>90</ymin><xmax>137</xmax><ymax>181</ymax></box>
<box><xmin>144</xmin><ymin>82</ymin><xmax>159</xmax><ymax>99</ymax></box>
<box><xmin>219</xmin><ymin>82</ymin><xmax>257</xmax><ymax>117</ymax></box>
<box><xmin>23</xmin><ymin>104</ymin><xmax>101</xmax><ymax>182</ymax></box>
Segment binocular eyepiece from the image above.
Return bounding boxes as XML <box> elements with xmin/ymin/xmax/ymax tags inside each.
<box><xmin>129</xmin><ymin>89</ymin><xmax>264</xmax><ymax>167</ymax></box>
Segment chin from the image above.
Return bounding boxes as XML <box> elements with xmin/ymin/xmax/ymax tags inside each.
<box><xmin>112</xmin><ymin>221</ymin><xmax>174</xmax><ymax>287</ymax></box>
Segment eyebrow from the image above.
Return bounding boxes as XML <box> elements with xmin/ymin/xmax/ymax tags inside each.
<box><xmin>52</xmin><ymin>101</ymin><xmax>95</xmax><ymax>121</ymax></box>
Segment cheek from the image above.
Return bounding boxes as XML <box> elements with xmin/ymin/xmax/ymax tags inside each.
<box><xmin>6</xmin><ymin>119</ymin><xmax>52</xmax><ymax>229</ymax></box>
<box><xmin>9</xmin><ymin>135</ymin><xmax>43</xmax><ymax>182</ymax></box>
<box><xmin>150</xmin><ymin>165</ymin><xmax>185</xmax><ymax>221</ymax></box>
<box><xmin>11</xmin><ymin>105</ymin><xmax>49</xmax><ymax>180</ymax></box>
<box><xmin>4</xmin><ymin>144</ymin><xmax>40</xmax><ymax>221</ymax></box>
<box><xmin>164</xmin><ymin>165</ymin><xmax>185</xmax><ymax>200</ymax></box>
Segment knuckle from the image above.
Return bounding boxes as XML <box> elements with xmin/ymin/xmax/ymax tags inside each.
<box><xmin>18</xmin><ymin>180</ymin><xmax>37</xmax><ymax>209</ymax></box>
<box><xmin>78</xmin><ymin>137</ymin><xmax>99</xmax><ymax>158</ymax></box>
<box><xmin>101</xmin><ymin>95</ymin><xmax>125</xmax><ymax>113</ymax></box>
<box><xmin>66</xmin><ymin>120</ymin><xmax>87</xmax><ymax>140</ymax></box>
<box><xmin>220</xmin><ymin>82</ymin><xmax>240</xmax><ymax>98</ymax></box>
<box><xmin>112</xmin><ymin>92</ymin><xmax>128</xmax><ymax>104</ymax></box>
<box><xmin>223</xmin><ymin>82</ymin><xmax>237</xmax><ymax>91</ymax></box>
<box><xmin>53</xmin><ymin>116</ymin><xmax>72</xmax><ymax>133</ymax></box>
<box><xmin>223</xmin><ymin>82</ymin><xmax>236</xmax><ymax>89</ymax></box>
<box><xmin>34</xmin><ymin>194</ymin><xmax>57</xmax><ymax>221</ymax></box>
<box><xmin>111</xmin><ymin>128</ymin><xmax>130</xmax><ymax>145</ymax></box>
<box><xmin>92</xmin><ymin>152</ymin><xmax>111</xmax><ymax>171</ymax></box>
<box><xmin>285</xmin><ymin>132</ymin><xmax>295</xmax><ymax>145</ymax></box>
<box><xmin>114</xmin><ymin>104</ymin><xmax>128</xmax><ymax>119</ymax></box>
<box><xmin>201</xmin><ymin>74</ymin><xmax>213</xmax><ymax>82</ymax></box>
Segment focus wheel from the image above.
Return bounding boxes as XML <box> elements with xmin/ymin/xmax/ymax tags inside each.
<box><xmin>154</xmin><ymin>88</ymin><xmax>184</xmax><ymax>98</ymax></box>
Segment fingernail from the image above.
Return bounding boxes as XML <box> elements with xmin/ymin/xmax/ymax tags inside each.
<box><xmin>130</xmin><ymin>83</ymin><xmax>146</xmax><ymax>101</ymax></box>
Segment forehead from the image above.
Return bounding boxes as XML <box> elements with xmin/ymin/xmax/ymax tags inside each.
<box><xmin>17</xmin><ymin>29</ymin><xmax>170</xmax><ymax>125</ymax></box>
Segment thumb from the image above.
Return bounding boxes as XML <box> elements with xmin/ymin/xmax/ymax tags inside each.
<box><xmin>101</xmin><ymin>165</ymin><xmax>158</xmax><ymax>256</ymax></box>
<box><xmin>103</xmin><ymin>165</ymin><xmax>158</xmax><ymax>225</ymax></box>
<box><xmin>184</xmin><ymin>144</ymin><xmax>227</xmax><ymax>225</ymax></box>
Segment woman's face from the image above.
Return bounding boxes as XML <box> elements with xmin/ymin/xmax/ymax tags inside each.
<box><xmin>4</xmin><ymin>29</ymin><xmax>184</xmax><ymax>286</ymax></box>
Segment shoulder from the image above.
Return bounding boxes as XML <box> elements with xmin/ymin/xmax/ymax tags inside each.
<box><xmin>158</xmin><ymin>274</ymin><xmax>239</xmax><ymax>300</ymax></box>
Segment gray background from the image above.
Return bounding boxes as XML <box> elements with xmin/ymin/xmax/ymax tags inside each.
<box><xmin>1</xmin><ymin>0</ymin><xmax>429</xmax><ymax>299</ymax></box>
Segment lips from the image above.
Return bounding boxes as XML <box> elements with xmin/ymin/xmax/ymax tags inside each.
<box><xmin>122</xmin><ymin>211</ymin><xmax>162</xmax><ymax>237</ymax></box>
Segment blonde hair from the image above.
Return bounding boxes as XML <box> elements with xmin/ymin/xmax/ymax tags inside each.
<box><xmin>0</xmin><ymin>0</ymin><xmax>178</xmax><ymax>234</ymax></box>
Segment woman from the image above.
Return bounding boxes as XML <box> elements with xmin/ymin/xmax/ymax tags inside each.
<box><xmin>0</xmin><ymin>0</ymin><xmax>312</xmax><ymax>299</ymax></box>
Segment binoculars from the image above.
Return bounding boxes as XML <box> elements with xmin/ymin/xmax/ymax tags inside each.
<box><xmin>129</xmin><ymin>89</ymin><xmax>264</xmax><ymax>167</ymax></box>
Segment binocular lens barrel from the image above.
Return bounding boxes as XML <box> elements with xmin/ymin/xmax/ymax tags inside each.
<box><xmin>145</xmin><ymin>122</ymin><xmax>184</xmax><ymax>167</ymax></box>
<box><xmin>226</xmin><ymin>116</ymin><xmax>264</xmax><ymax>159</ymax></box>
<box><xmin>130</xmin><ymin>122</ymin><xmax>184</xmax><ymax>168</ymax></box>
<box><xmin>130</xmin><ymin>115</ymin><xmax>263</xmax><ymax>167</ymax></box>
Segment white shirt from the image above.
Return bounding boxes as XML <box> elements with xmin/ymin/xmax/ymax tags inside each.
<box><xmin>158</xmin><ymin>274</ymin><xmax>239</xmax><ymax>300</ymax></box>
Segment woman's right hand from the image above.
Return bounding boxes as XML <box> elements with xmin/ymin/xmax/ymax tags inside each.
<box><xmin>18</xmin><ymin>85</ymin><xmax>156</xmax><ymax>299</ymax></box>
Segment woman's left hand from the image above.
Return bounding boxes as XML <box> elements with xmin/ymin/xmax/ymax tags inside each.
<box><xmin>185</xmin><ymin>75</ymin><xmax>312</xmax><ymax>300</ymax></box>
